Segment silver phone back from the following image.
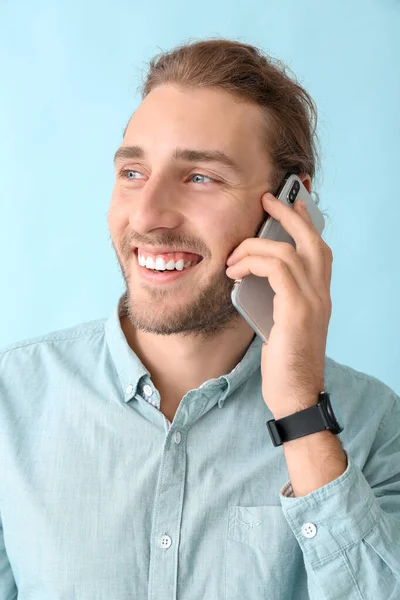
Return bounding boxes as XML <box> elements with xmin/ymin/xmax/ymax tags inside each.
<box><xmin>230</xmin><ymin>175</ymin><xmax>325</xmax><ymax>343</ymax></box>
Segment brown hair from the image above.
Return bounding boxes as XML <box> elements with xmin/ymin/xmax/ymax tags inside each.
<box><xmin>127</xmin><ymin>37</ymin><xmax>322</xmax><ymax>204</ymax></box>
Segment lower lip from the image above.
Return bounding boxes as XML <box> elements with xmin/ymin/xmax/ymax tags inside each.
<box><xmin>134</xmin><ymin>251</ymin><xmax>202</xmax><ymax>284</ymax></box>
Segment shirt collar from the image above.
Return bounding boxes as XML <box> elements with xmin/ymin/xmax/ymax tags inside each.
<box><xmin>104</xmin><ymin>293</ymin><xmax>263</xmax><ymax>407</ymax></box>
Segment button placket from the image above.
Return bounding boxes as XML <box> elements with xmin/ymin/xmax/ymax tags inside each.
<box><xmin>159</xmin><ymin>534</ymin><xmax>172</xmax><ymax>549</ymax></box>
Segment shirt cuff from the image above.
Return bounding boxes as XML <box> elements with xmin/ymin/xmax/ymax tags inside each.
<box><xmin>278</xmin><ymin>450</ymin><xmax>382</xmax><ymax>566</ymax></box>
<box><xmin>279</xmin><ymin>449</ymin><xmax>349</xmax><ymax>499</ymax></box>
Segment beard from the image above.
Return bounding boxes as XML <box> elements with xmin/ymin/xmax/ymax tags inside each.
<box><xmin>108</xmin><ymin>204</ymin><xmax>266</xmax><ymax>341</ymax></box>
<box><xmin>113</xmin><ymin>247</ymin><xmax>243</xmax><ymax>341</ymax></box>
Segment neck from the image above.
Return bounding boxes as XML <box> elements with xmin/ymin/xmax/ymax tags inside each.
<box><xmin>120</xmin><ymin>315</ymin><xmax>256</xmax><ymax>419</ymax></box>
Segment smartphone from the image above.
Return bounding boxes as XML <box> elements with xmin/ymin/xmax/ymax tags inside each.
<box><xmin>230</xmin><ymin>174</ymin><xmax>325</xmax><ymax>343</ymax></box>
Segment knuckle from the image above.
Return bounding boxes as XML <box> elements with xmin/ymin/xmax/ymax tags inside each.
<box><xmin>310</xmin><ymin>234</ymin><xmax>324</xmax><ymax>249</ymax></box>
<box><xmin>325</xmin><ymin>245</ymin><xmax>334</xmax><ymax>262</ymax></box>
<box><xmin>273</xmin><ymin>257</ymin><xmax>289</xmax><ymax>272</ymax></box>
<box><xmin>281</xmin><ymin>242</ymin><xmax>296</xmax><ymax>258</ymax></box>
<box><xmin>312</xmin><ymin>237</ymin><xmax>329</xmax><ymax>260</ymax></box>
<box><xmin>313</xmin><ymin>294</ymin><xmax>332</xmax><ymax>321</ymax></box>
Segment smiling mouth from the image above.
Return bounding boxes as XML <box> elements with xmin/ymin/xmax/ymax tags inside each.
<box><xmin>132</xmin><ymin>249</ymin><xmax>204</xmax><ymax>282</ymax></box>
<box><xmin>133</xmin><ymin>248</ymin><xmax>203</xmax><ymax>271</ymax></box>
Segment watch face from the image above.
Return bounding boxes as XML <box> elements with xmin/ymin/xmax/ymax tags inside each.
<box><xmin>325</xmin><ymin>393</ymin><xmax>344</xmax><ymax>433</ymax></box>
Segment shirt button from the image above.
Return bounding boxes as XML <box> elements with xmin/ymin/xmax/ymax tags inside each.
<box><xmin>143</xmin><ymin>384</ymin><xmax>153</xmax><ymax>397</ymax></box>
<box><xmin>174</xmin><ymin>431</ymin><xmax>181</xmax><ymax>444</ymax></box>
<box><xmin>159</xmin><ymin>534</ymin><xmax>172</xmax><ymax>549</ymax></box>
<box><xmin>301</xmin><ymin>522</ymin><xmax>317</xmax><ymax>538</ymax></box>
<box><xmin>125</xmin><ymin>384</ymin><xmax>134</xmax><ymax>395</ymax></box>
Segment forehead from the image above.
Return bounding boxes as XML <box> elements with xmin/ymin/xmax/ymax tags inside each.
<box><xmin>125</xmin><ymin>85</ymin><xmax>266</xmax><ymax>162</ymax></box>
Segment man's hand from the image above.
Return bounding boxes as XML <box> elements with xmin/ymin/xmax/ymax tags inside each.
<box><xmin>226</xmin><ymin>191</ymin><xmax>333</xmax><ymax>420</ymax></box>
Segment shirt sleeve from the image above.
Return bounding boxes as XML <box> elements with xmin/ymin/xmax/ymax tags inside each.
<box><xmin>0</xmin><ymin>509</ymin><xmax>18</xmax><ymax>600</ymax></box>
<box><xmin>278</xmin><ymin>394</ymin><xmax>400</xmax><ymax>600</ymax></box>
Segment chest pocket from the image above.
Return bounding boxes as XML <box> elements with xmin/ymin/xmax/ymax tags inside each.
<box><xmin>224</xmin><ymin>505</ymin><xmax>309</xmax><ymax>600</ymax></box>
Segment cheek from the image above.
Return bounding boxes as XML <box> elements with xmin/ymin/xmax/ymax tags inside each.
<box><xmin>253</xmin><ymin>209</ymin><xmax>269</xmax><ymax>236</ymax></box>
<box><xmin>200</xmin><ymin>211</ymin><xmax>244</xmax><ymax>262</ymax></box>
<box><xmin>109</xmin><ymin>188</ymin><xmax>130</xmax><ymax>218</ymax></box>
<box><xmin>213</xmin><ymin>206</ymin><xmax>266</xmax><ymax>259</ymax></box>
<box><xmin>107</xmin><ymin>201</ymin><xmax>129</xmax><ymax>246</ymax></box>
<box><xmin>107</xmin><ymin>204</ymin><xmax>118</xmax><ymax>234</ymax></box>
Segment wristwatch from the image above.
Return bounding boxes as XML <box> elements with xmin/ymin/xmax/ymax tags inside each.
<box><xmin>266</xmin><ymin>391</ymin><xmax>344</xmax><ymax>447</ymax></box>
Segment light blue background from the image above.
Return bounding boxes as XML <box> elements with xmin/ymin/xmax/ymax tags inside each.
<box><xmin>1</xmin><ymin>0</ymin><xmax>399</xmax><ymax>393</ymax></box>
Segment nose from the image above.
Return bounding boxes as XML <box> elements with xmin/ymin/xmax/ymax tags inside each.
<box><xmin>128</xmin><ymin>176</ymin><xmax>183</xmax><ymax>235</ymax></box>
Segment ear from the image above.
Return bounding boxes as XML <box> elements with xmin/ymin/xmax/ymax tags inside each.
<box><xmin>299</xmin><ymin>174</ymin><xmax>312</xmax><ymax>194</ymax></box>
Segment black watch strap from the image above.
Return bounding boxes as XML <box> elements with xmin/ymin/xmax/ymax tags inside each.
<box><xmin>267</xmin><ymin>403</ymin><xmax>328</xmax><ymax>447</ymax></box>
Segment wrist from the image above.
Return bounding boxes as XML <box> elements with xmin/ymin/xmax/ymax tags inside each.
<box><xmin>272</xmin><ymin>402</ymin><xmax>318</xmax><ymax>421</ymax></box>
<box><xmin>267</xmin><ymin>392</ymin><xmax>344</xmax><ymax>448</ymax></box>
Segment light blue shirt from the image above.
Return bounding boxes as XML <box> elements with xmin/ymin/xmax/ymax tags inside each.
<box><xmin>1</xmin><ymin>294</ymin><xmax>399</xmax><ymax>600</ymax></box>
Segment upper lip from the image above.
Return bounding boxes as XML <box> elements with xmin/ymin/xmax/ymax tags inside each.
<box><xmin>133</xmin><ymin>245</ymin><xmax>202</xmax><ymax>257</ymax></box>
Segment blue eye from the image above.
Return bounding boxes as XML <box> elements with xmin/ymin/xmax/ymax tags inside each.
<box><xmin>122</xmin><ymin>170</ymin><xmax>142</xmax><ymax>179</ymax></box>
<box><xmin>119</xmin><ymin>169</ymin><xmax>217</xmax><ymax>184</ymax></box>
<box><xmin>191</xmin><ymin>173</ymin><xmax>215</xmax><ymax>184</ymax></box>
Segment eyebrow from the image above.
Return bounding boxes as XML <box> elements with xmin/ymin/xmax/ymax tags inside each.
<box><xmin>113</xmin><ymin>145</ymin><xmax>243</xmax><ymax>174</ymax></box>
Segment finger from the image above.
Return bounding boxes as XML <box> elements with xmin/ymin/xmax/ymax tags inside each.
<box><xmin>263</xmin><ymin>194</ymin><xmax>330</xmax><ymax>288</ymax></box>
<box><xmin>262</xmin><ymin>193</ymin><xmax>319</xmax><ymax>239</ymax></box>
<box><xmin>226</xmin><ymin>238</ymin><xmax>311</xmax><ymax>292</ymax></box>
<box><xmin>263</xmin><ymin>193</ymin><xmax>322</xmax><ymax>252</ymax></box>
<box><xmin>295</xmin><ymin>200</ymin><xmax>333</xmax><ymax>289</ymax></box>
<box><xmin>227</xmin><ymin>237</ymin><xmax>296</xmax><ymax>265</ymax></box>
<box><xmin>294</xmin><ymin>199</ymin><xmax>313</xmax><ymax>225</ymax></box>
<box><xmin>226</xmin><ymin>255</ymin><xmax>314</xmax><ymax>300</ymax></box>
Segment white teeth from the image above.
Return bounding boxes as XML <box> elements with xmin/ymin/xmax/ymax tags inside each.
<box><xmin>155</xmin><ymin>257</ymin><xmax>166</xmax><ymax>270</ymax></box>
<box><xmin>145</xmin><ymin>256</ymin><xmax>155</xmax><ymax>269</ymax></box>
<box><xmin>138</xmin><ymin>252</ymin><xmax>194</xmax><ymax>271</ymax></box>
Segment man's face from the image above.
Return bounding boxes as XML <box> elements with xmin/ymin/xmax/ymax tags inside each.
<box><xmin>108</xmin><ymin>84</ymin><xmax>274</xmax><ymax>338</ymax></box>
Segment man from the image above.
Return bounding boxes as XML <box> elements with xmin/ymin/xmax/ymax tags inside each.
<box><xmin>0</xmin><ymin>39</ymin><xmax>399</xmax><ymax>600</ymax></box>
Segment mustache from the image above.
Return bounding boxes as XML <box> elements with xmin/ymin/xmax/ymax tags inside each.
<box><xmin>122</xmin><ymin>233</ymin><xmax>207</xmax><ymax>258</ymax></box>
